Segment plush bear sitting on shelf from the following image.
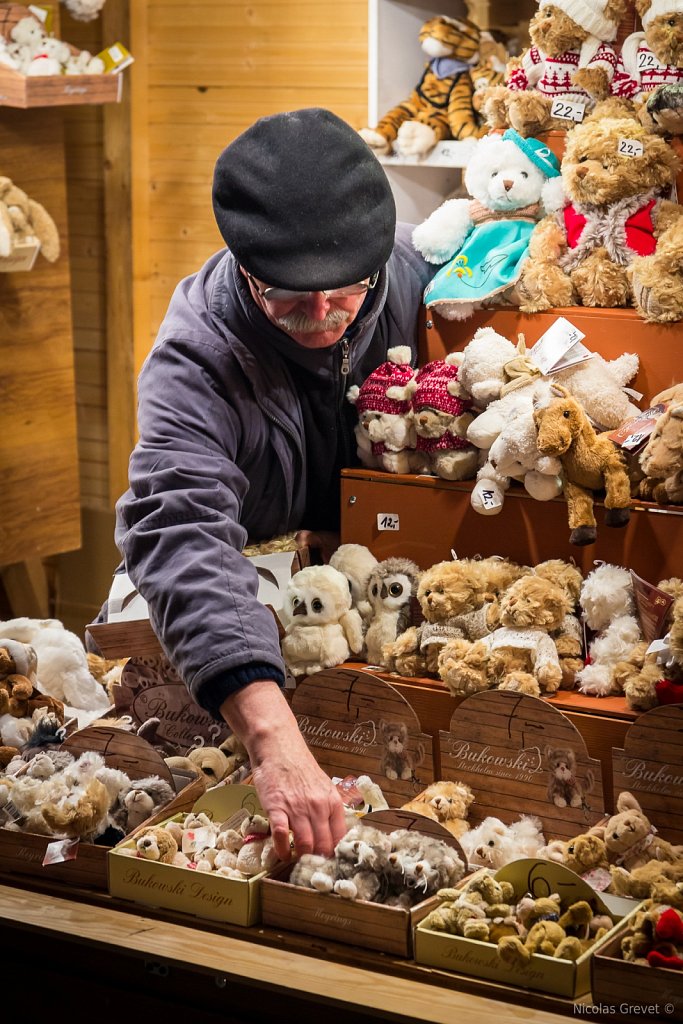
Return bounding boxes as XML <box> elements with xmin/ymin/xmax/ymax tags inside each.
<box><xmin>347</xmin><ymin>347</ymin><xmax>418</xmax><ymax>475</ymax></box>
<box><xmin>518</xmin><ymin>113</ymin><xmax>683</xmax><ymax>318</ymax></box>
<box><xmin>612</xmin><ymin>0</ymin><xmax>683</xmax><ymax>135</ymax></box>
<box><xmin>636</xmin><ymin>386</ymin><xmax>683</xmax><ymax>504</ymax></box>
<box><xmin>484</xmin><ymin>0</ymin><xmax>626</xmax><ymax>137</ymax></box>
<box><xmin>409</xmin><ymin>356</ymin><xmax>478</xmax><ymax>480</ymax></box>
<box><xmin>359</xmin><ymin>15</ymin><xmax>482</xmax><ymax>158</ymax></box>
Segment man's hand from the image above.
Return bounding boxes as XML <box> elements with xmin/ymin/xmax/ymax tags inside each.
<box><xmin>220</xmin><ymin>680</ymin><xmax>347</xmax><ymax>861</ymax></box>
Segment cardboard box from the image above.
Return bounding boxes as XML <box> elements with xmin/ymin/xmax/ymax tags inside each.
<box><xmin>0</xmin><ymin>726</ymin><xmax>202</xmax><ymax>891</ymax></box>
<box><xmin>108</xmin><ymin>784</ymin><xmax>266</xmax><ymax>926</ymax></box>
<box><xmin>591</xmin><ymin>926</ymin><xmax>683</xmax><ymax>1021</ymax></box>
<box><xmin>415</xmin><ymin>858</ymin><xmax>641</xmax><ymax>998</ymax></box>
<box><xmin>261</xmin><ymin>810</ymin><xmax>467</xmax><ymax>958</ymax></box>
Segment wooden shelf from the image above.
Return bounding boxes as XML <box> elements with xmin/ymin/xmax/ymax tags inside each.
<box><xmin>0</xmin><ymin>66</ymin><xmax>122</xmax><ymax>108</ymax></box>
<box><xmin>378</xmin><ymin>138</ymin><xmax>477</xmax><ymax>168</ymax></box>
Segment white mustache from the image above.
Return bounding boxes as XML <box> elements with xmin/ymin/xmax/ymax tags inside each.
<box><xmin>277</xmin><ymin>308</ymin><xmax>350</xmax><ymax>333</ymax></box>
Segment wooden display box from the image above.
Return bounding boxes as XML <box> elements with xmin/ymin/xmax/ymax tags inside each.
<box><xmin>415</xmin><ymin>859</ymin><xmax>640</xmax><ymax>998</ymax></box>
<box><xmin>261</xmin><ymin>810</ymin><xmax>466</xmax><ymax>957</ymax></box>
<box><xmin>108</xmin><ymin>785</ymin><xmax>266</xmax><ymax>926</ymax></box>
<box><xmin>0</xmin><ymin>727</ymin><xmax>203</xmax><ymax>891</ymax></box>
<box><xmin>591</xmin><ymin>929</ymin><xmax>683</xmax><ymax>1021</ymax></box>
<box><xmin>0</xmin><ymin>64</ymin><xmax>122</xmax><ymax>107</ymax></box>
<box><xmin>0</xmin><ymin>236</ymin><xmax>40</xmax><ymax>271</ymax></box>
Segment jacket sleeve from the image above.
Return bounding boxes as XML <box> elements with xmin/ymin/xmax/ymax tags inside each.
<box><xmin>115</xmin><ymin>330</ymin><xmax>286</xmax><ymax>715</ymax></box>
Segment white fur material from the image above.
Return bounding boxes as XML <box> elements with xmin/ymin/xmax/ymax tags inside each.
<box><xmin>281</xmin><ymin>565</ymin><xmax>363</xmax><ymax>676</ymax></box>
<box><xmin>461</xmin><ymin>814</ymin><xmax>546</xmax><ymax>869</ymax></box>
<box><xmin>395</xmin><ymin>121</ymin><xmax>437</xmax><ymax>158</ymax></box>
<box><xmin>577</xmin><ymin>564</ymin><xmax>641</xmax><ymax>696</ymax></box>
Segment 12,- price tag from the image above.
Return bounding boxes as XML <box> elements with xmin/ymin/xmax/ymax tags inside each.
<box><xmin>377</xmin><ymin>513</ymin><xmax>400</xmax><ymax>531</ymax></box>
<box><xmin>550</xmin><ymin>97</ymin><xmax>586</xmax><ymax>123</ymax></box>
<box><xmin>618</xmin><ymin>138</ymin><xmax>644</xmax><ymax>159</ymax></box>
<box><xmin>480</xmin><ymin>488</ymin><xmax>502</xmax><ymax>511</ymax></box>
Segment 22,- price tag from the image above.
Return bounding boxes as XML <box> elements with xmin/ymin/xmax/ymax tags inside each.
<box><xmin>618</xmin><ymin>138</ymin><xmax>644</xmax><ymax>159</ymax></box>
<box><xmin>550</xmin><ymin>98</ymin><xmax>586</xmax><ymax>123</ymax></box>
<box><xmin>637</xmin><ymin>49</ymin><xmax>660</xmax><ymax>71</ymax></box>
<box><xmin>377</xmin><ymin>513</ymin><xmax>400</xmax><ymax>531</ymax></box>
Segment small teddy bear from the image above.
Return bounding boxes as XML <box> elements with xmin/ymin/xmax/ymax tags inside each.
<box><xmin>280</xmin><ymin>564</ymin><xmax>363</xmax><ymax>677</ymax></box>
<box><xmin>609</xmin><ymin>857</ymin><xmax>683</xmax><ymax>900</ymax></box>
<box><xmin>533</xmin><ymin>559</ymin><xmax>584</xmax><ymax>689</ymax></box>
<box><xmin>235</xmin><ymin>813</ymin><xmax>279</xmax><ymax>877</ymax></box>
<box><xmin>409</xmin><ymin>357</ymin><xmax>478</xmax><ymax>481</ymax></box>
<box><xmin>438</xmin><ymin>574</ymin><xmax>568</xmax><ymax>697</ymax></box>
<box><xmin>414</xmin><ymin>130</ymin><xmax>563</xmax><ymax>322</ymax></box>
<box><xmin>545</xmin><ymin>745</ymin><xmax>594</xmax><ymax>810</ymax></box>
<box><xmin>359</xmin><ymin>15</ymin><xmax>482</xmax><ymax>158</ymax></box>
<box><xmin>346</xmin><ymin>347</ymin><xmax>418</xmax><ymax>474</ymax></box>
<box><xmin>602</xmin><ymin>792</ymin><xmax>683</xmax><ymax>871</ymax></box>
<box><xmin>0</xmin><ymin>177</ymin><xmax>60</xmax><ymax>265</ymax></box>
<box><xmin>485</xmin><ymin>0</ymin><xmax>627</xmax><ymax>137</ymax></box>
<box><xmin>401</xmin><ymin>780</ymin><xmax>475</xmax><ymax>838</ymax></box>
<box><xmin>542</xmin><ymin>829</ymin><xmax>610</xmax><ymax>879</ymax></box>
<box><xmin>134</xmin><ymin>825</ymin><xmax>181</xmax><ymax>864</ymax></box>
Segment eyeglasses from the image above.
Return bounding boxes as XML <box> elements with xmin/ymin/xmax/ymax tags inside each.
<box><xmin>246</xmin><ymin>270</ymin><xmax>380</xmax><ymax>303</ymax></box>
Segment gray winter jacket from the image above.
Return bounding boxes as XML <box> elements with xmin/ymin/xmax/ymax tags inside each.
<box><xmin>115</xmin><ymin>223</ymin><xmax>433</xmax><ymax>713</ymax></box>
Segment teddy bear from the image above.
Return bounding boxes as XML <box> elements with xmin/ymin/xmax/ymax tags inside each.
<box><xmin>541</xmin><ymin>829</ymin><xmax>611</xmax><ymax>879</ymax></box>
<box><xmin>401</xmin><ymin>780</ymin><xmax>475</xmax><ymax>838</ymax></box>
<box><xmin>412</xmin><ymin>130</ymin><xmax>564</xmax><ymax>322</ymax></box>
<box><xmin>0</xmin><ymin>176</ymin><xmax>60</xmax><ymax>264</ymax></box>
<box><xmin>620</xmin><ymin>876</ymin><xmax>683</xmax><ymax>962</ymax></box>
<box><xmin>575</xmin><ymin>563</ymin><xmax>642</xmax><ymax>696</ymax></box>
<box><xmin>533</xmin><ymin>559</ymin><xmax>585</xmax><ymax>688</ymax></box>
<box><xmin>359</xmin><ymin>15</ymin><xmax>482</xmax><ymax>158</ymax></box>
<box><xmin>609</xmin><ymin>857</ymin><xmax>683</xmax><ymax>900</ymax></box>
<box><xmin>631</xmin><ymin>215</ymin><xmax>683</xmax><ymax>321</ymax></box>
<box><xmin>382</xmin><ymin>559</ymin><xmax>495</xmax><ymax>678</ymax></box>
<box><xmin>438</xmin><ymin>574</ymin><xmax>568</xmax><ymax>697</ymax></box>
<box><xmin>328</xmin><ymin>543</ymin><xmax>378</xmax><ymax>624</ymax></box>
<box><xmin>518</xmin><ymin>114</ymin><xmax>683</xmax><ymax>316</ymax></box>
<box><xmin>62</xmin><ymin>0</ymin><xmax>108</xmax><ymax>21</ymax></box>
<box><xmin>425</xmin><ymin>874</ymin><xmax>519</xmax><ymax>941</ymax></box>
<box><xmin>613</xmin><ymin>585</ymin><xmax>683</xmax><ymax>710</ymax></box>
<box><xmin>280</xmin><ymin>565</ymin><xmax>363</xmax><ymax>677</ymax></box>
<box><xmin>460</xmin><ymin>814</ymin><xmax>546</xmax><ymax>868</ymax></box>
<box><xmin>498</xmin><ymin>894</ymin><xmax>608</xmax><ymax>964</ymax></box>
<box><xmin>636</xmin><ymin>386</ymin><xmax>683</xmax><ymax>504</ymax></box>
<box><xmin>611</xmin><ymin>0</ymin><xmax>683</xmax><ymax>135</ymax></box>
<box><xmin>346</xmin><ymin>347</ymin><xmax>418</xmax><ymax>475</ymax></box>
<box><xmin>601</xmin><ymin>792</ymin><xmax>683</xmax><ymax>871</ymax></box>
<box><xmin>484</xmin><ymin>0</ymin><xmax>627</xmax><ymax>137</ymax></box>
<box><xmin>533</xmin><ymin>383</ymin><xmax>633</xmax><ymax>546</ymax></box>
<box><xmin>235</xmin><ymin>813</ymin><xmax>279</xmax><ymax>877</ymax></box>
<box><xmin>409</xmin><ymin>356</ymin><xmax>479</xmax><ymax>480</ymax></box>
<box><xmin>363</xmin><ymin>556</ymin><xmax>421</xmax><ymax>668</ymax></box>
<box><xmin>134</xmin><ymin>825</ymin><xmax>181</xmax><ymax>864</ymax></box>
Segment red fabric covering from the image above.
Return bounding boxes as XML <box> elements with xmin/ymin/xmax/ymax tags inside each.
<box><xmin>563</xmin><ymin>199</ymin><xmax>657</xmax><ymax>257</ymax></box>
<box><xmin>655</xmin><ymin>677</ymin><xmax>683</xmax><ymax>706</ymax></box>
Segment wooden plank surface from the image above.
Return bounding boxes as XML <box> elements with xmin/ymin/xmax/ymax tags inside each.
<box><xmin>0</xmin><ymin>108</ymin><xmax>80</xmax><ymax>564</ymax></box>
<box><xmin>0</xmin><ymin>881</ymin><xmax>573</xmax><ymax>1023</ymax></box>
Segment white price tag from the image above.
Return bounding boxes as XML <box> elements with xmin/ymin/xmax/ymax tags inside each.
<box><xmin>481</xmin><ymin>489</ymin><xmax>502</xmax><ymax>511</ymax></box>
<box><xmin>529</xmin><ymin>317</ymin><xmax>586</xmax><ymax>375</ymax></box>
<box><xmin>618</xmin><ymin>137</ymin><xmax>644</xmax><ymax>159</ymax></box>
<box><xmin>474</xmin><ymin>76</ymin><xmax>489</xmax><ymax>90</ymax></box>
<box><xmin>28</xmin><ymin>4</ymin><xmax>48</xmax><ymax>21</ymax></box>
<box><xmin>622</xmin><ymin>431</ymin><xmax>646</xmax><ymax>451</ymax></box>
<box><xmin>377</xmin><ymin>513</ymin><xmax>400</xmax><ymax>531</ymax></box>
<box><xmin>550</xmin><ymin>98</ymin><xmax>586</xmax><ymax>123</ymax></box>
<box><xmin>182</xmin><ymin>825</ymin><xmax>216</xmax><ymax>857</ymax></box>
<box><xmin>637</xmin><ymin>49</ymin><xmax>659</xmax><ymax>72</ymax></box>
<box><xmin>108</xmin><ymin>44</ymin><xmax>124</xmax><ymax>62</ymax></box>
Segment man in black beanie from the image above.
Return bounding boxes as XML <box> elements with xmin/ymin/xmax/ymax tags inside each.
<box><xmin>114</xmin><ymin>108</ymin><xmax>433</xmax><ymax>860</ymax></box>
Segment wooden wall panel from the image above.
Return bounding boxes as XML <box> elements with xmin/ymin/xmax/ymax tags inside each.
<box><xmin>132</xmin><ymin>0</ymin><xmax>369</xmax><ymax>370</ymax></box>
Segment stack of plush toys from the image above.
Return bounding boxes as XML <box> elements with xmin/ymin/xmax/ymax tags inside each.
<box><xmin>0</xmin><ymin>12</ymin><xmax>106</xmax><ymax>75</ymax></box>
<box><xmin>117</xmin><ymin>810</ymin><xmax>281</xmax><ymax>879</ymax></box>
<box><xmin>0</xmin><ymin>174</ymin><xmax>60</xmax><ymax>265</ymax></box>
<box><xmin>361</xmin><ymin>3</ymin><xmax>683</xmax><ymax>326</ymax></box>
<box><xmin>279</xmin><ymin>546</ymin><xmax>683</xmax><ymax>709</ymax></box>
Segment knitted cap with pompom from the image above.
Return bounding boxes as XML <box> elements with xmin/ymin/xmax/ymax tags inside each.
<box><xmin>413</xmin><ymin>354</ymin><xmax>472</xmax><ymax>418</ymax></box>
<box><xmin>348</xmin><ymin>346</ymin><xmax>416</xmax><ymax>416</ymax></box>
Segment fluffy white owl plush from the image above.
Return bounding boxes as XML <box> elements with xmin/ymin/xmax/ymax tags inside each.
<box><xmin>281</xmin><ymin>565</ymin><xmax>364</xmax><ymax>678</ymax></box>
<box><xmin>364</xmin><ymin>557</ymin><xmax>422</xmax><ymax>668</ymax></box>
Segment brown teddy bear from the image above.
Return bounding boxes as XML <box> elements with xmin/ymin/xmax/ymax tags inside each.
<box><xmin>382</xmin><ymin>559</ymin><xmax>495</xmax><ymax>677</ymax></box>
<box><xmin>602</xmin><ymin>791</ymin><xmax>683</xmax><ymax>871</ymax></box>
<box><xmin>401</xmin><ymin>780</ymin><xmax>475</xmax><ymax>838</ymax></box>
<box><xmin>613</xmin><ymin>585</ymin><xmax>683</xmax><ymax>710</ymax></box>
<box><xmin>533</xmin><ymin>559</ymin><xmax>584</xmax><ymax>688</ymax></box>
<box><xmin>518</xmin><ymin>114</ymin><xmax>683</xmax><ymax>315</ymax></box>
<box><xmin>612</xmin><ymin>0</ymin><xmax>683</xmax><ymax>135</ymax></box>
<box><xmin>543</xmin><ymin>829</ymin><xmax>610</xmax><ymax>876</ymax></box>
<box><xmin>485</xmin><ymin>0</ymin><xmax>627</xmax><ymax>137</ymax></box>
<box><xmin>609</xmin><ymin>856</ymin><xmax>683</xmax><ymax>900</ymax></box>
<box><xmin>438</xmin><ymin>574</ymin><xmax>568</xmax><ymax>697</ymax></box>
<box><xmin>636</xmin><ymin>385</ymin><xmax>683</xmax><ymax>501</ymax></box>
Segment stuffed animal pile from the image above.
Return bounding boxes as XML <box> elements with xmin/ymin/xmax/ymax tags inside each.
<box><xmin>0</xmin><ymin>12</ymin><xmax>105</xmax><ymax>75</ymax></box>
<box><xmin>117</xmin><ymin>811</ymin><xmax>281</xmax><ymax>878</ymax></box>
<box><xmin>0</xmin><ymin>176</ymin><xmax>60</xmax><ymax>264</ymax></box>
<box><xmin>290</xmin><ymin>820</ymin><xmax>466</xmax><ymax>906</ymax></box>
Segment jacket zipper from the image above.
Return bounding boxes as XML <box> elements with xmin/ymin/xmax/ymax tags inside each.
<box><xmin>339</xmin><ymin>338</ymin><xmax>352</xmax><ymax>466</ymax></box>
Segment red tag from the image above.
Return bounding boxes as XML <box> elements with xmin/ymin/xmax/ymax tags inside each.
<box><xmin>630</xmin><ymin>570</ymin><xmax>674</xmax><ymax>643</ymax></box>
<box><xmin>43</xmin><ymin>838</ymin><xmax>80</xmax><ymax>866</ymax></box>
<box><xmin>608</xmin><ymin>403</ymin><xmax>667</xmax><ymax>453</ymax></box>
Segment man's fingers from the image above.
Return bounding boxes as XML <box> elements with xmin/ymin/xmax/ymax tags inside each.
<box><xmin>268</xmin><ymin>811</ymin><xmax>292</xmax><ymax>861</ymax></box>
<box><xmin>330</xmin><ymin>798</ymin><xmax>348</xmax><ymax>848</ymax></box>
<box><xmin>291</xmin><ymin>820</ymin><xmax>315</xmax><ymax>858</ymax></box>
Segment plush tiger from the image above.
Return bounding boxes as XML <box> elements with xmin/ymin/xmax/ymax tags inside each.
<box><xmin>360</xmin><ymin>16</ymin><xmax>483</xmax><ymax>158</ymax></box>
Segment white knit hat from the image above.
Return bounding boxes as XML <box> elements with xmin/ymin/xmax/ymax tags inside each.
<box><xmin>641</xmin><ymin>0</ymin><xmax>683</xmax><ymax>27</ymax></box>
<box><xmin>538</xmin><ymin>0</ymin><xmax>619</xmax><ymax>41</ymax></box>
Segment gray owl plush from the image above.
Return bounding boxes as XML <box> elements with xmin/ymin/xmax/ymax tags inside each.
<box><xmin>364</xmin><ymin>557</ymin><xmax>421</xmax><ymax>668</ymax></box>
<box><xmin>281</xmin><ymin>565</ymin><xmax>364</xmax><ymax>677</ymax></box>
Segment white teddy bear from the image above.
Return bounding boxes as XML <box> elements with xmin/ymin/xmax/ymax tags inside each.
<box><xmin>576</xmin><ymin>564</ymin><xmax>642</xmax><ymax>697</ymax></box>
<box><xmin>413</xmin><ymin>130</ymin><xmax>564</xmax><ymax>321</ymax></box>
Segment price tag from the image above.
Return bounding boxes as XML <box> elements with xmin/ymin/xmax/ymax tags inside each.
<box><xmin>618</xmin><ymin>137</ymin><xmax>644</xmax><ymax>159</ymax></box>
<box><xmin>43</xmin><ymin>838</ymin><xmax>80</xmax><ymax>866</ymax></box>
<box><xmin>622</xmin><ymin>430</ymin><xmax>646</xmax><ymax>450</ymax></box>
<box><xmin>637</xmin><ymin>49</ymin><xmax>660</xmax><ymax>72</ymax></box>
<box><xmin>474</xmin><ymin>76</ymin><xmax>490</xmax><ymax>90</ymax></box>
<box><xmin>529</xmin><ymin>317</ymin><xmax>586</xmax><ymax>375</ymax></box>
<box><xmin>377</xmin><ymin>513</ymin><xmax>400</xmax><ymax>531</ymax></box>
<box><xmin>480</xmin><ymin>489</ymin><xmax>502</xmax><ymax>511</ymax></box>
<box><xmin>182</xmin><ymin>826</ymin><xmax>216</xmax><ymax>857</ymax></box>
<box><xmin>550</xmin><ymin>98</ymin><xmax>586</xmax><ymax>123</ymax></box>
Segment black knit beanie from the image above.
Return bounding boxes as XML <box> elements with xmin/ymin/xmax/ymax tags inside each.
<box><xmin>212</xmin><ymin>108</ymin><xmax>396</xmax><ymax>291</ymax></box>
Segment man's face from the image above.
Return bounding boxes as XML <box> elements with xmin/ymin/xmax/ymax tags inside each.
<box><xmin>242</xmin><ymin>269</ymin><xmax>370</xmax><ymax>349</ymax></box>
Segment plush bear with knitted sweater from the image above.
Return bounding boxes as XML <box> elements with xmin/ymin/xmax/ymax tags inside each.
<box><xmin>485</xmin><ymin>0</ymin><xmax>627</xmax><ymax>137</ymax></box>
<box><xmin>410</xmin><ymin>356</ymin><xmax>478</xmax><ymax>480</ymax></box>
<box><xmin>612</xmin><ymin>0</ymin><xmax>683</xmax><ymax>135</ymax></box>
<box><xmin>347</xmin><ymin>347</ymin><xmax>418</xmax><ymax>474</ymax></box>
